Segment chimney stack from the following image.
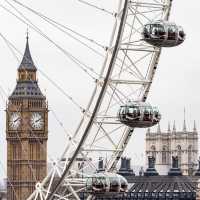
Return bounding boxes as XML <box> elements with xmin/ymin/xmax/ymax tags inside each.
<box><xmin>144</xmin><ymin>156</ymin><xmax>159</xmax><ymax>176</ymax></box>
<box><xmin>168</xmin><ymin>156</ymin><xmax>182</xmax><ymax>176</ymax></box>
<box><xmin>118</xmin><ymin>157</ymin><xmax>135</xmax><ymax>176</ymax></box>
<box><xmin>97</xmin><ymin>157</ymin><xmax>104</xmax><ymax>172</ymax></box>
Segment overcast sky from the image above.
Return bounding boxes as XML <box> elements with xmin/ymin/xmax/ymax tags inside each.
<box><xmin>0</xmin><ymin>0</ymin><xmax>199</xmax><ymax>178</ymax></box>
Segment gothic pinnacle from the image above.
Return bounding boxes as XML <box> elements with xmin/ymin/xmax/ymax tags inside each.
<box><xmin>157</xmin><ymin>123</ymin><xmax>161</xmax><ymax>133</ymax></box>
<box><xmin>193</xmin><ymin>120</ymin><xmax>197</xmax><ymax>132</ymax></box>
<box><xmin>183</xmin><ymin>108</ymin><xmax>187</xmax><ymax>132</ymax></box>
<box><xmin>173</xmin><ymin>120</ymin><xmax>176</xmax><ymax>132</ymax></box>
<box><xmin>168</xmin><ymin>121</ymin><xmax>171</xmax><ymax>132</ymax></box>
<box><xmin>147</xmin><ymin>127</ymin><xmax>151</xmax><ymax>134</ymax></box>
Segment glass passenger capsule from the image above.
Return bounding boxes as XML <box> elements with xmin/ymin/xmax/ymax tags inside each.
<box><xmin>118</xmin><ymin>101</ymin><xmax>161</xmax><ymax>128</ymax></box>
<box><xmin>142</xmin><ymin>20</ymin><xmax>185</xmax><ymax>47</ymax></box>
<box><xmin>86</xmin><ymin>173</ymin><xmax>128</xmax><ymax>193</ymax></box>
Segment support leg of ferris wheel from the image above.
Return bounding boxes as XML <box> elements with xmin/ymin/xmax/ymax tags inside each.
<box><xmin>33</xmin><ymin>183</ymin><xmax>45</xmax><ymax>200</ymax></box>
<box><xmin>27</xmin><ymin>161</ymin><xmax>62</xmax><ymax>200</ymax></box>
<box><xmin>44</xmin><ymin>1</ymin><xmax>128</xmax><ymax>199</ymax></box>
<box><xmin>44</xmin><ymin>162</ymin><xmax>60</xmax><ymax>200</ymax></box>
<box><xmin>59</xmin><ymin>0</ymin><xmax>123</xmax><ymax>163</ymax></box>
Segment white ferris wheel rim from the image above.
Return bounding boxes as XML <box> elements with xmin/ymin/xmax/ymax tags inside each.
<box><xmin>23</xmin><ymin>0</ymin><xmax>174</xmax><ymax>199</ymax></box>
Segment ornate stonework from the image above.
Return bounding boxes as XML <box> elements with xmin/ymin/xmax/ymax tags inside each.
<box><xmin>6</xmin><ymin>37</ymin><xmax>48</xmax><ymax>200</ymax></box>
<box><xmin>146</xmin><ymin>121</ymin><xmax>198</xmax><ymax>175</ymax></box>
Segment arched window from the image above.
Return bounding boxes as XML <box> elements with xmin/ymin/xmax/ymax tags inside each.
<box><xmin>188</xmin><ymin>145</ymin><xmax>192</xmax><ymax>165</ymax></box>
<box><xmin>177</xmin><ymin>145</ymin><xmax>182</xmax><ymax>167</ymax></box>
<box><xmin>162</xmin><ymin>146</ymin><xmax>168</xmax><ymax>164</ymax></box>
<box><xmin>151</xmin><ymin>145</ymin><xmax>156</xmax><ymax>160</ymax></box>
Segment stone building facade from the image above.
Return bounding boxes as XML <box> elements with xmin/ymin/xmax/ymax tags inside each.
<box><xmin>6</xmin><ymin>36</ymin><xmax>48</xmax><ymax>200</ymax></box>
<box><xmin>146</xmin><ymin>120</ymin><xmax>198</xmax><ymax>175</ymax></box>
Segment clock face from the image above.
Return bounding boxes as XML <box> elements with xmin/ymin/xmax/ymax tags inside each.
<box><xmin>30</xmin><ymin>112</ymin><xmax>44</xmax><ymax>130</ymax></box>
<box><xmin>9</xmin><ymin>112</ymin><xmax>21</xmax><ymax>130</ymax></box>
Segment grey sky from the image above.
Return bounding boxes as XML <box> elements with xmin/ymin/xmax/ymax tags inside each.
<box><xmin>0</xmin><ymin>0</ymin><xmax>199</xmax><ymax>177</ymax></box>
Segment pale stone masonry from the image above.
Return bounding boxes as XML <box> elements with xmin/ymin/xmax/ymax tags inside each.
<box><xmin>146</xmin><ymin>121</ymin><xmax>198</xmax><ymax>175</ymax></box>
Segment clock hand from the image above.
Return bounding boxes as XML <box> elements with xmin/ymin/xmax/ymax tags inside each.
<box><xmin>14</xmin><ymin>117</ymin><xmax>20</xmax><ymax>123</ymax></box>
<box><xmin>35</xmin><ymin>118</ymin><xmax>42</xmax><ymax>123</ymax></box>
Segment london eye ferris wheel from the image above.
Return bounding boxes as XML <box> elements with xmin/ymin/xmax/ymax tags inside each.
<box><xmin>0</xmin><ymin>0</ymin><xmax>185</xmax><ymax>199</ymax></box>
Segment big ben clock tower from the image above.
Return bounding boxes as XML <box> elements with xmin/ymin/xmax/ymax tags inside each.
<box><xmin>6</xmin><ymin>35</ymin><xmax>48</xmax><ymax>200</ymax></box>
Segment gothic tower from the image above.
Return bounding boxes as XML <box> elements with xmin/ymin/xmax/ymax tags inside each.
<box><xmin>6</xmin><ymin>36</ymin><xmax>48</xmax><ymax>200</ymax></box>
<box><xmin>146</xmin><ymin>120</ymin><xmax>198</xmax><ymax>175</ymax></box>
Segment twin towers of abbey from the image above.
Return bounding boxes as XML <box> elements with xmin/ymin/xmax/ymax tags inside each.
<box><xmin>6</xmin><ymin>36</ymin><xmax>48</xmax><ymax>200</ymax></box>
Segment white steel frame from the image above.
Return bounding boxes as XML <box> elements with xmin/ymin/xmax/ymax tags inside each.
<box><xmin>26</xmin><ymin>0</ymin><xmax>173</xmax><ymax>199</ymax></box>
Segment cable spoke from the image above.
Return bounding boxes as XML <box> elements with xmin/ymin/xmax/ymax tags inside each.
<box><xmin>77</xmin><ymin>0</ymin><xmax>116</xmax><ymax>16</ymax></box>
<box><xmin>8</xmin><ymin>0</ymin><xmax>107</xmax><ymax>51</ymax></box>
<box><xmin>0</xmin><ymin>2</ymin><xmax>99</xmax><ymax>80</ymax></box>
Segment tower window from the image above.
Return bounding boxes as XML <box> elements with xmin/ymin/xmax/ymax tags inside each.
<box><xmin>188</xmin><ymin>145</ymin><xmax>192</xmax><ymax>165</ymax></box>
<box><xmin>177</xmin><ymin>145</ymin><xmax>182</xmax><ymax>167</ymax></box>
<box><xmin>162</xmin><ymin>146</ymin><xmax>168</xmax><ymax>164</ymax></box>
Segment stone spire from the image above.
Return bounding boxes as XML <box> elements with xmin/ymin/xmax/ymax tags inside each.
<box><xmin>193</xmin><ymin>120</ymin><xmax>197</xmax><ymax>132</ymax></box>
<box><xmin>18</xmin><ymin>32</ymin><xmax>37</xmax><ymax>72</ymax></box>
<box><xmin>173</xmin><ymin>120</ymin><xmax>176</xmax><ymax>132</ymax></box>
<box><xmin>183</xmin><ymin>108</ymin><xmax>187</xmax><ymax>132</ymax></box>
<box><xmin>168</xmin><ymin>121</ymin><xmax>171</xmax><ymax>133</ymax></box>
<box><xmin>157</xmin><ymin>124</ymin><xmax>161</xmax><ymax>133</ymax></box>
<box><xmin>9</xmin><ymin>35</ymin><xmax>44</xmax><ymax>100</ymax></box>
<box><xmin>147</xmin><ymin>127</ymin><xmax>151</xmax><ymax>134</ymax></box>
